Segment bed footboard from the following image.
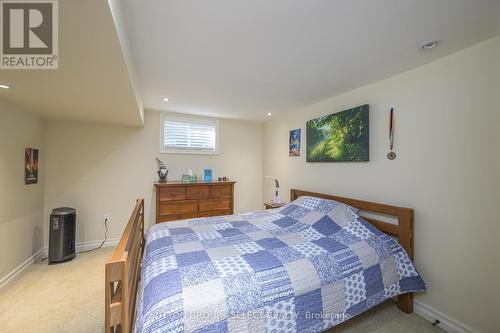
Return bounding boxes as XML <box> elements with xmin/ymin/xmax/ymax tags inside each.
<box><xmin>105</xmin><ymin>198</ymin><xmax>145</xmax><ymax>333</ymax></box>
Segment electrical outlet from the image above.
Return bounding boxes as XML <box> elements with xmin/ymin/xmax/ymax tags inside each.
<box><xmin>104</xmin><ymin>214</ymin><xmax>111</xmax><ymax>223</ymax></box>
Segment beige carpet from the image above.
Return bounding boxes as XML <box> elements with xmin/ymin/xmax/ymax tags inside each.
<box><xmin>0</xmin><ymin>248</ymin><xmax>443</xmax><ymax>333</ymax></box>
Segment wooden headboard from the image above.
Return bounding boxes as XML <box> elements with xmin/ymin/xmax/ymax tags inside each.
<box><xmin>290</xmin><ymin>189</ymin><xmax>415</xmax><ymax>313</ymax></box>
<box><xmin>105</xmin><ymin>198</ymin><xmax>145</xmax><ymax>333</ymax></box>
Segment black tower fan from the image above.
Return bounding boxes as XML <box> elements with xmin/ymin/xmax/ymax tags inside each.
<box><xmin>48</xmin><ymin>207</ymin><xmax>76</xmax><ymax>264</ymax></box>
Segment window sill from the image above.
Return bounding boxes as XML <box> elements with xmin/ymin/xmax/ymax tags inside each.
<box><xmin>160</xmin><ymin>148</ymin><xmax>219</xmax><ymax>155</ymax></box>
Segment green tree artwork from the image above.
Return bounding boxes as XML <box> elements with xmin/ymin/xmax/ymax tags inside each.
<box><xmin>306</xmin><ymin>105</ymin><xmax>369</xmax><ymax>162</ymax></box>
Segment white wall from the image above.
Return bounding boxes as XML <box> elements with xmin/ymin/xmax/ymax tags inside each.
<box><xmin>0</xmin><ymin>101</ymin><xmax>45</xmax><ymax>281</ymax></box>
<box><xmin>44</xmin><ymin>110</ymin><xmax>263</xmax><ymax>244</ymax></box>
<box><xmin>263</xmin><ymin>36</ymin><xmax>500</xmax><ymax>333</ymax></box>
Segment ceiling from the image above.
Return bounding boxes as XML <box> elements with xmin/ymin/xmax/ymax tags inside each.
<box><xmin>1</xmin><ymin>1</ymin><xmax>498</xmax><ymax>125</ymax></box>
<box><xmin>122</xmin><ymin>0</ymin><xmax>500</xmax><ymax>121</ymax></box>
<box><xmin>0</xmin><ymin>0</ymin><xmax>143</xmax><ymax>126</ymax></box>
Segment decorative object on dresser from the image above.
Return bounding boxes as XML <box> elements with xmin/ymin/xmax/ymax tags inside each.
<box><xmin>203</xmin><ymin>168</ymin><xmax>212</xmax><ymax>182</ymax></box>
<box><xmin>154</xmin><ymin>181</ymin><xmax>236</xmax><ymax>223</ymax></box>
<box><xmin>155</xmin><ymin>157</ymin><xmax>168</xmax><ymax>182</ymax></box>
<box><xmin>181</xmin><ymin>169</ymin><xmax>197</xmax><ymax>183</ymax></box>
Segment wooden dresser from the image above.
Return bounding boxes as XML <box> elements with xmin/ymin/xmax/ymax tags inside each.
<box><xmin>154</xmin><ymin>181</ymin><xmax>236</xmax><ymax>223</ymax></box>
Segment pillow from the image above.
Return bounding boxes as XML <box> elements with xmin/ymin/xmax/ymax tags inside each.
<box><xmin>293</xmin><ymin>195</ymin><xmax>360</xmax><ymax>214</ymax></box>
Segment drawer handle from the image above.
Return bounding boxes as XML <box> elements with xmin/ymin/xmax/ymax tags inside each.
<box><xmin>171</xmin><ymin>192</ymin><xmax>176</xmax><ymax>197</ymax></box>
<box><xmin>177</xmin><ymin>205</ymin><xmax>182</xmax><ymax>209</ymax></box>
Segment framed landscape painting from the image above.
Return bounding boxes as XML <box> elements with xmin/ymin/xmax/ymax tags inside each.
<box><xmin>306</xmin><ymin>105</ymin><xmax>369</xmax><ymax>162</ymax></box>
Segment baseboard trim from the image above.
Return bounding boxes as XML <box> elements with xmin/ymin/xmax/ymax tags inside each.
<box><xmin>414</xmin><ymin>300</ymin><xmax>478</xmax><ymax>333</ymax></box>
<box><xmin>42</xmin><ymin>238</ymin><xmax>120</xmax><ymax>256</ymax></box>
<box><xmin>0</xmin><ymin>248</ymin><xmax>45</xmax><ymax>291</ymax></box>
<box><xmin>0</xmin><ymin>239</ymin><xmax>120</xmax><ymax>292</ymax></box>
<box><xmin>75</xmin><ymin>238</ymin><xmax>120</xmax><ymax>252</ymax></box>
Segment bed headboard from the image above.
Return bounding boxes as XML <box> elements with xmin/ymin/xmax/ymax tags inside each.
<box><xmin>290</xmin><ymin>189</ymin><xmax>415</xmax><ymax>312</ymax></box>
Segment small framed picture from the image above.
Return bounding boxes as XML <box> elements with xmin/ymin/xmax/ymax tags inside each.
<box><xmin>289</xmin><ymin>128</ymin><xmax>301</xmax><ymax>156</ymax></box>
<box><xmin>25</xmin><ymin>148</ymin><xmax>39</xmax><ymax>184</ymax></box>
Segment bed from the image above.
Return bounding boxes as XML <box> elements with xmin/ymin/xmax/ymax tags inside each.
<box><xmin>105</xmin><ymin>189</ymin><xmax>425</xmax><ymax>333</ymax></box>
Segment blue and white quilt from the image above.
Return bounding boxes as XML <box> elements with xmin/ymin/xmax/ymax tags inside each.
<box><xmin>135</xmin><ymin>196</ymin><xmax>425</xmax><ymax>333</ymax></box>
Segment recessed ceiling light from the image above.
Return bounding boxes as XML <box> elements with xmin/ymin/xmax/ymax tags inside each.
<box><xmin>162</xmin><ymin>97</ymin><xmax>169</xmax><ymax>102</ymax></box>
<box><xmin>0</xmin><ymin>84</ymin><xmax>11</xmax><ymax>89</ymax></box>
<box><xmin>421</xmin><ymin>40</ymin><xmax>440</xmax><ymax>50</ymax></box>
<box><xmin>267</xmin><ymin>112</ymin><xmax>272</xmax><ymax>116</ymax></box>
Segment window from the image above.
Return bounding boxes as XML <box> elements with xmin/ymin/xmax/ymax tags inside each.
<box><xmin>160</xmin><ymin>114</ymin><xmax>218</xmax><ymax>154</ymax></box>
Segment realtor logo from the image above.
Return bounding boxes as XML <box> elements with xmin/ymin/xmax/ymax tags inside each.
<box><xmin>1</xmin><ymin>0</ymin><xmax>58</xmax><ymax>69</ymax></box>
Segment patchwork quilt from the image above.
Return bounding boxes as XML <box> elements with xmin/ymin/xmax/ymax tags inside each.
<box><xmin>135</xmin><ymin>196</ymin><xmax>425</xmax><ymax>333</ymax></box>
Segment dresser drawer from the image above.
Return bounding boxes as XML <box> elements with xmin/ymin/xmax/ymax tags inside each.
<box><xmin>210</xmin><ymin>185</ymin><xmax>231</xmax><ymax>198</ymax></box>
<box><xmin>159</xmin><ymin>213</ymin><xmax>198</xmax><ymax>223</ymax></box>
<box><xmin>198</xmin><ymin>210</ymin><xmax>231</xmax><ymax>218</ymax></box>
<box><xmin>155</xmin><ymin>181</ymin><xmax>235</xmax><ymax>224</ymax></box>
<box><xmin>159</xmin><ymin>187</ymin><xmax>186</xmax><ymax>201</ymax></box>
<box><xmin>159</xmin><ymin>200</ymin><xmax>198</xmax><ymax>214</ymax></box>
<box><xmin>199</xmin><ymin>198</ymin><xmax>231</xmax><ymax>212</ymax></box>
<box><xmin>186</xmin><ymin>186</ymin><xmax>210</xmax><ymax>199</ymax></box>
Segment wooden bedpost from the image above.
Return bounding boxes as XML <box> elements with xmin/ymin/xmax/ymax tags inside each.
<box><xmin>397</xmin><ymin>207</ymin><xmax>414</xmax><ymax>313</ymax></box>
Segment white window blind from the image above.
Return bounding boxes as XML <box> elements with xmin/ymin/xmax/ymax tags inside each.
<box><xmin>161</xmin><ymin>115</ymin><xmax>218</xmax><ymax>154</ymax></box>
